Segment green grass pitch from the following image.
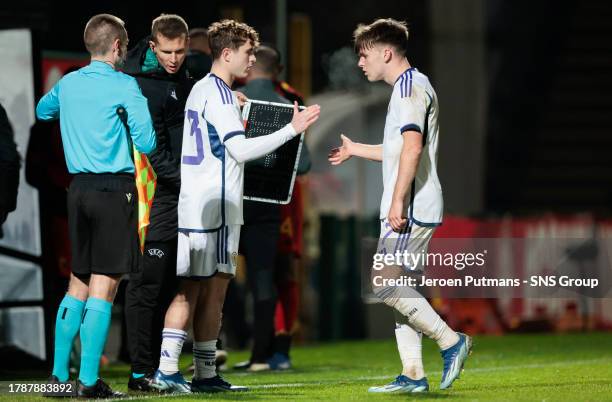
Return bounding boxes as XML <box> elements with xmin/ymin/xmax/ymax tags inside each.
<box><xmin>2</xmin><ymin>332</ymin><xmax>611</xmax><ymax>401</ymax></box>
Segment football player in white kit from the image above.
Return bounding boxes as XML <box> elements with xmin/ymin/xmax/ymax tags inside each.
<box><xmin>329</xmin><ymin>18</ymin><xmax>471</xmax><ymax>393</ymax></box>
<box><xmin>151</xmin><ymin>19</ymin><xmax>320</xmax><ymax>393</ymax></box>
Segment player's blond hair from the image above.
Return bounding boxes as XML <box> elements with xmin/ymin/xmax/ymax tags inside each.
<box><xmin>207</xmin><ymin>19</ymin><xmax>259</xmax><ymax>60</ymax></box>
<box><xmin>353</xmin><ymin>18</ymin><xmax>409</xmax><ymax>57</ymax></box>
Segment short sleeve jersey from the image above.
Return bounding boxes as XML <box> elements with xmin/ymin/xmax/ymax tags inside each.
<box><xmin>380</xmin><ymin>68</ymin><xmax>443</xmax><ymax>226</ymax></box>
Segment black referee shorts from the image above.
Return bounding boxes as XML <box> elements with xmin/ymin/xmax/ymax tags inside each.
<box><xmin>68</xmin><ymin>173</ymin><xmax>139</xmax><ymax>276</ymax></box>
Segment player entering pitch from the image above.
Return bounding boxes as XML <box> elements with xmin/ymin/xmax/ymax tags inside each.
<box><xmin>329</xmin><ymin>18</ymin><xmax>471</xmax><ymax>392</ymax></box>
<box><xmin>151</xmin><ymin>19</ymin><xmax>320</xmax><ymax>393</ymax></box>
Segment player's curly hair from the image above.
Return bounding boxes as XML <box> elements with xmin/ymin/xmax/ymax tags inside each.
<box><xmin>207</xmin><ymin>19</ymin><xmax>260</xmax><ymax>60</ymax></box>
<box><xmin>353</xmin><ymin>18</ymin><xmax>409</xmax><ymax>57</ymax></box>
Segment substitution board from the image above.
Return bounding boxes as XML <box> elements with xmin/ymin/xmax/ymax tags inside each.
<box><xmin>241</xmin><ymin>100</ymin><xmax>305</xmax><ymax>204</ymax></box>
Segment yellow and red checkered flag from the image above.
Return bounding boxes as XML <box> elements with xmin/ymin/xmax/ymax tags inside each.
<box><xmin>133</xmin><ymin>147</ymin><xmax>156</xmax><ymax>254</ymax></box>
<box><xmin>115</xmin><ymin>106</ymin><xmax>157</xmax><ymax>253</ymax></box>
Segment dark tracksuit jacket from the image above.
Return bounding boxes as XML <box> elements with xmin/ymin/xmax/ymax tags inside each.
<box><xmin>123</xmin><ymin>37</ymin><xmax>194</xmax><ymax>374</ymax></box>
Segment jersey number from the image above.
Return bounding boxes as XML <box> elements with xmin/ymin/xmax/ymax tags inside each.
<box><xmin>182</xmin><ymin>109</ymin><xmax>204</xmax><ymax>165</ymax></box>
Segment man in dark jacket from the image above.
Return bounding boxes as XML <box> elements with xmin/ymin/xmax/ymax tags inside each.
<box><xmin>233</xmin><ymin>45</ymin><xmax>311</xmax><ymax>372</ymax></box>
<box><xmin>123</xmin><ymin>14</ymin><xmax>194</xmax><ymax>391</ymax></box>
<box><xmin>185</xmin><ymin>28</ymin><xmax>212</xmax><ymax>81</ymax></box>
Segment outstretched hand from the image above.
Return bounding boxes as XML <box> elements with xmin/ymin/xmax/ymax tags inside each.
<box><xmin>328</xmin><ymin>134</ymin><xmax>354</xmax><ymax>165</ymax></box>
<box><xmin>290</xmin><ymin>101</ymin><xmax>320</xmax><ymax>134</ymax></box>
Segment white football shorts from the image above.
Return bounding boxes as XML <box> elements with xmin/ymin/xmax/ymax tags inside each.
<box><xmin>177</xmin><ymin>225</ymin><xmax>241</xmax><ymax>278</ymax></box>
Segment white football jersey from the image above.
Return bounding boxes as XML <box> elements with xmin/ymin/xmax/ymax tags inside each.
<box><xmin>380</xmin><ymin>67</ymin><xmax>443</xmax><ymax>226</ymax></box>
<box><xmin>178</xmin><ymin>73</ymin><xmax>246</xmax><ymax>232</ymax></box>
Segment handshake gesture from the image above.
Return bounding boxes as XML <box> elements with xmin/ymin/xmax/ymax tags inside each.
<box><xmin>328</xmin><ymin>134</ymin><xmax>354</xmax><ymax>165</ymax></box>
<box><xmin>290</xmin><ymin>102</ymin><xmax>321</xmax><ymax>134</ymax></box>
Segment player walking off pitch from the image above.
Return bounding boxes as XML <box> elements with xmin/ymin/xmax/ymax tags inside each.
<box><xmin>329</xmin><ymin>18</ymin><xmax>471</xmax><ymax>393</ymax></box>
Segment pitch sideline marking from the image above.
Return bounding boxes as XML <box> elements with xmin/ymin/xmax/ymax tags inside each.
<box><xmin>108</xmin><ymin>357</ymin><xmax>612</xmax><ymax>401</ymax></box>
